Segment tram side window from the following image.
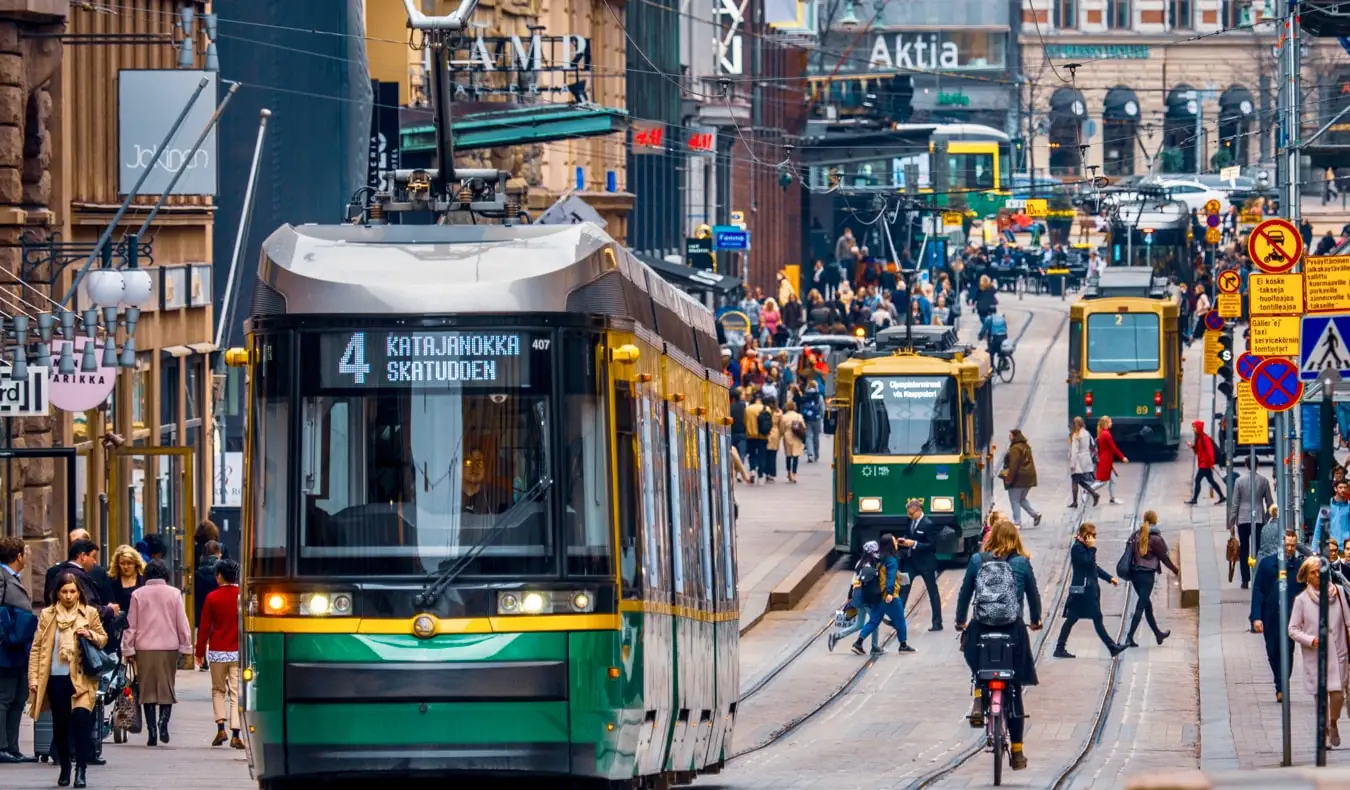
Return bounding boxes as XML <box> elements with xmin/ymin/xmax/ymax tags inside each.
<box><xmin>697</xmin><ymin>424</ymin><xmax>714</xmax><ymax>603</ymax></box>
<box><xmin>667</xmin><ymin>410</ymin><xmax>686</xmax><ymax>597</ymax></box>
<box><xmin>948</xmin><ymin>153</ymin><xmax>995</xmax><ymax>191</ymax></box>
<box><xmin>1086</xmin><ymin>313</ymin><xmax>1161</xmax><ymax>374</ymax></box>
<box><xmin>1069</xmin><ymin>320</ymin><xmax>1082</xmax><ymax>379</ymax></box>
<box><xmin>564</xmin><ymin>331</ymin><xmax>614</xmax><ymax>578</ymax></box>
<box><xmin>975</xmin><ymin>382</ymin><xmax>994</xmax><ymax>451</ymax></box>
<box><xmin>250</xmin><ymin>334</ymin><xmax>289</xmax><ymax>578</ymax></box>
<box><xmin>613</xmin><ymin>380</ymin><xmax>640</xmax><ymax>598</ymax></box>
<box><xmin>718</xmin><ymin>432</ymin><xmax>737</xmax><ymax>602</ymax></box>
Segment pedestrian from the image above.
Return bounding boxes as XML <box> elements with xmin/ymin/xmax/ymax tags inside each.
<box><xmin>780</xmin><ymin>402</ymin><xmax>806</xmax><ymax>483</ymax></box>
<box><xmin>27</xmin><ymin>572</ymin><xmax>108</xmax><ymax>788</ymax></box>
<box><xmin>121</xmin><ymin>559</ymin><xmax>192</xmax><ymax>747</ymax></box>
<box><xmin>744</xmin><ymin>393</ymin><xmax>769</xmax><ymax>483</ymax></box>
<box><xmin>1228</xmin><ymin>457</ymin><xmax>1275</xmax><ymax>589</ymax></box>
<box><xmin>954</xmin><ymin>519</ymin><xmax>1042</xmax><ymax>771</ymax></box>
<box><xmin>852</xmin><ymin>535</ymin><xmax>914</xmax><ymax>655</ymax></box>
<box><xmin>730</xmin><ymin>388</ymin><xmax>748</xmax><ymax>462</ymax></box>
<box><xmin>1289</xmin><ymin>555</ymin><xmax>1350</xmax><ymax>747</ymax></box>
<box><xmin>762</xmin><ymin>398</ymin><xmax>783</xmax><ymax>483</ymax></box>
<box><xmin>1122</xmin><ymin>510</ymin><xmax>1179</xmax><ymax>648</ymax></box>
<box><xmin>44</xmin><ymin>539</ymin><xmax>119</xmax><ymax>624</ymax></box>
<box><xmin>195</xmin><ymin>560</ymin><xmax>243</xmax><ymax>749</ymax></box>
<box><xmin>107</xmin><ymin>545</ymin><xmax>145</xmax><ymax>620</ymax></box>
<box><xmin>1253</xmin><ymin>529</ymin><xmax>1306</xmax><ymax>701</ymax></box>
<box><xmin>1312</xmin><ymin>479</ymin><xmax>1350</xmax><ymax>550</ymax></box>
<box><xmin>1184</xmin><ymin>420</ymin><xmax>1226</xmax><ymax>505</ymax></box>
<box><xmin>1093</xmin><ymin>417</ymin><xmax>1127</xmax><ymax>504</ymax></box>
<box><xmin>899</xmin><ymin>499</ymin><xmax>944</xmax><ymax>632</ymax></box>
<box><xmin>1068</xmin><ymin>417</ymin><xmax>1100</xmax><ymax>508</ymax></box>
<box><xmin>1000</xmin><ymin>429</ymin><xmax>1043</xmax><ymax>528</ymax></box>
<box><xmin>799</xmin><ymin>381</ymin><xmax>824</xmax><ymax>463</ymax></box>
<box><xmin>1054</xmin><ymin>523</ymin><xmax>1126</xmax><ymax>659</ymax></box>
<box><xmin>0</xmin><ymin>537</ymin><xmax>37</xmax><ymax>764</ymax></box>
<box><xmin>829</xmin><ymin>541</ymin><xmax>882</xmax><ymax>653</ymax></box>
<box><xmin>194</xmin><ymin>541</ymin><xmax>223</xmax><ymax>672</ymax></box>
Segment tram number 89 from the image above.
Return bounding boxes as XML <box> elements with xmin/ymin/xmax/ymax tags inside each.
<box><xmin>1135</xmin><ymin>405</ymin><xmax>1150</xmax><ymax>415</ymax></box>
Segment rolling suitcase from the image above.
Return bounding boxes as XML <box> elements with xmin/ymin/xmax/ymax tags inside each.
<box><xmin>32</xmin><ymin>709</ymin><xmax>53</xmax><ymax>762</ymax></box>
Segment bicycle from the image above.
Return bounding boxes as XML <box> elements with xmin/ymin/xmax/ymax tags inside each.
<box><xmin>974</xmin><ymin>632</ymin><xmax>1018</xmax><ymax>786</ymax></box>
<box><xmin>990</xmin><ymin>340</ymin><xmax>1016</xmax><ymax>384</ymax></box>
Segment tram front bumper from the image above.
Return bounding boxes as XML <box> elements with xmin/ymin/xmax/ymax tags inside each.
<box><xmin>1100</xmin><ymin>417</ymin><xmax>1163</xmax><ymax>444</ymax></box>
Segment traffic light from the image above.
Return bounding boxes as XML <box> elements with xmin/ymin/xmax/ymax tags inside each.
<box><xmin>1216</xmin><ymin>331</ymin><xmax>1235</xmax><ymax>398</ymax></box>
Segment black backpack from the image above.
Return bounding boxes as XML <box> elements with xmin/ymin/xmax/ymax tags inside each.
<box><xmin>757</xmin><ymin>408</ymin><xmax>773</xmax><ymax>436</ymax></box>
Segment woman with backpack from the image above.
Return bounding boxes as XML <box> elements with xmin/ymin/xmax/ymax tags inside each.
<box><xmin>828</xmin><ymin>541</ymin><xmax>882</xmax><ymax>653</ymax></box>
<box><xmin>780</xmin><ymin>402</ymin><xmax>807</xmax><ymax>483</ymax></box>
<box><xmin>1069</xmin><ymin>417</ymin><xmax>1101</xmax><ymax>508</ymax></box>
<box><xmin>955</xmin><ymin>519</ymin><xmax>1042</xmax><ymax>772</ymax></box>
<box><xmin>1120</xmin><ymin>510</ymin><xmax>1179</xmax><ymax>648</ymax></box>
<box><xmin>1094</xmin><ymin>416</ymin><xmax>1127</xmax><ymax>505</ymax></box>
<box><xmin>851</xmin><ymin>535</ymin><xmax>915</xmax><ymax>656</ymax></box>
<box><xmin>1054</xmin><ymin>522</ymin><xmax>1126</xmax><ymax>659</ymax></box>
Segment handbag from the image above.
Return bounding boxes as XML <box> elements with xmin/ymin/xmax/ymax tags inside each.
<box><xmin>1115</xmin><ymin>534</ymin><xmax>1138</xmax><ymax>579</ymax></box>
<box><xmin>78</xmin><ymin>635</ymin><xmax>116</xmax><ymax>678</ymax></box>
<box><xmin>1226</xmin><ymin>533</ymin><xmax>1241</xmax><ymax>583</ymax></box>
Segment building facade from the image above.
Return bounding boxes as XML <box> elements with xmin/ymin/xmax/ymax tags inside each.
<box><xmin>2</xmin><ymin>0</ymin><xmax>220</xmax><ymax>582</ymax></box>
<box><xmin>1019</xmin><ymin>0</ymin><xmax>1342</xmax><ymax>178</ymax></box>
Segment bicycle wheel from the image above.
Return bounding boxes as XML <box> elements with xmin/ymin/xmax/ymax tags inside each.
<box><xmin>997</xmin><ymin>354</ymin><xmax>1016</xmax><ymax>384</ymax></box>
<box><xmin>992</xmin><ymin>709</ymin><xmax>1005</xmax><ymax>786</ymax></box>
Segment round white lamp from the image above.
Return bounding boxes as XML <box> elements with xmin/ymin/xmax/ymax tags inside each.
<box><xmin>121</xmin><ymin>268</ymin><xmax>153</xmax><ymax>306</ymax></box>
<box><xmin>86</xmin><ymin>269</ymin><xmax>126</xmax><ymax>308</ymax></box>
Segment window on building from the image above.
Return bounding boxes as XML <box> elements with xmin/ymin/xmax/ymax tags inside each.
<box><xmin>1221</xmin><ymin>0</ymin><xmax>1242</xmax><ymax>28</ymax></box>
<box><xmin>1053</xmin><ymin>0</ymin><xmax>1078</xmax><ymax>29</ymax></box>
<box><xmin>1108</xmin><ymin>0</ymin><xmax>1132</xmax><ymax>29</ymax></box>
<box><xmin>1168</xmin><ymin>0</ymin><xmax>1193</xmax><ymax>29</ymax></box>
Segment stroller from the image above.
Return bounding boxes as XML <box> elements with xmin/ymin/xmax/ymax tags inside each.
<box><xmin>34</xmin><ymin>661</ymin><xmax>128</xmax><ymax>763</ymax></box>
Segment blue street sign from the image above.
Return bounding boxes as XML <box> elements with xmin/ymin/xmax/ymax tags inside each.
<box><xmin>1204</xmin><ymin>311</ymin><xmax>1225</xmax><ymax>332</ymax></box>
<box><xmin>1251</xmin><ymin>357</ymin><xmax>1303</xmax><ymax>412</ymax></box>
<box><xmin>1237</xmin><ymin>351</ymin><xmax>1262</xmax><ymax>381</ymax></box>
<box><xmin>1302</xmin><ymin>402</ymin><xmax>1321</xmax><ymax>453</ymax></box>
<box><xmin>1299</xmin><ymin>314</ymin><xmax>1350</xmax><ymax>382</ymax></box>
<box><xmin>713</xmin><ymin>225</ymin><xmax>749</xmax><ymax>251</ymax></box>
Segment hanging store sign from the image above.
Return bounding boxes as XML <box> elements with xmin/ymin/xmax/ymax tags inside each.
<box><xmin>445</xmin><ymin>33</ymin><xmax>591</xmax><ymax>99</ymax></box>
<box><xmin>715</xmin><ymin>0</ymin><xmax>748</xmax><ymax>75</ymax></box>
<box><xmin>315</xmin><ymin>330</ymin><xmax>546</xmax><ymax>390</ymax></box>
<box><xmin>632</xmin><ymin>122</ymin><xmax>666</xmax><ymax>154</ymax></box>
<box><xmin>810</xmin><ymin>30</ymin><xmax>1007</xmax><ymax>75</ymax></box>
<box><xmin>687</xmin><ymin>127</ymin><xmax>717</xmax><ymax>156</ymax></box>
<box><xmin>367</xmin><ymin>80</ymin><xmax>401</xmax><ymax>194</ymax></box>
<box><xmin>47</xmin><ymin>338</ymin><xmax>116</xmax><ymax>413</ymax></box>
<box><xmin>117</xmin><ymin>70</ymin><xmax>218</xmax><ymax>196</ymax></box>
<box><xmin>0</xmin><ymin>365</ymin><xmax>48</xmax><ymax>417</ymax></box>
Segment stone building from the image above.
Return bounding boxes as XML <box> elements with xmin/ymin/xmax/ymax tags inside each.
<box><xmin>2</xmin><ymin>0</ymin><xmax>220</xmax><ymax>599</ymax></box>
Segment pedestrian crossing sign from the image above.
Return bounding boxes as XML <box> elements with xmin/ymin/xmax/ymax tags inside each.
<box><xmin>1300</xmin><ymin>314</ymin><xmax>1350</xmax><ymax>382</ymax></box>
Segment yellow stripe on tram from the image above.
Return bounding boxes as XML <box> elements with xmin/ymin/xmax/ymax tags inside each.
<box><xmin>245</xmin><ymin>614</ymin><xmax>623</xmax><ymax>634</ymax></box>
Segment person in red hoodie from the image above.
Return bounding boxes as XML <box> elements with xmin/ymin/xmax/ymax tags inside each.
<box><xmin>194</xmin><ymin>559</ymin><xmax>242</xmax><ymax>749</ymax></box>
<box><xmin>1185</xmin><ymin>419</ymin><xmax>1227</xmax><ymax>505</ymax></box>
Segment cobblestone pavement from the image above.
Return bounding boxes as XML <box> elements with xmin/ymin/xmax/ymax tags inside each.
<box><xmin>6</xmin><ymin>669</ymin><xmax>253</xmax><ymax>789</ymax></box>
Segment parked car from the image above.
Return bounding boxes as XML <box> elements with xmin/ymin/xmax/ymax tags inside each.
<box><xmin>1155</xmin><ymin>179</ymin><xmax>1232</xmax><ymax>213</ymax></box>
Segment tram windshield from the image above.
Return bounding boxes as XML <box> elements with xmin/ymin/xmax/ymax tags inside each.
<box><xmin>1086</xmin><ymin>313</ymin><xmax>1161</xmax><ymax>373</ymax></box>
<box><xmin>296</xmin><ymin>329</ymin><xmax>557</xmax><ymax>576</ymax></box>
<box><xmin>852</xmin><ymin>375</ymin><xmax>960</xmax><ymax>456</ymax></box>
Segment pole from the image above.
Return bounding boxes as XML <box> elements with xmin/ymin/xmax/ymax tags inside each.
<box><xmin>132</xmin><ymin>84</ymin><xmax>239</xmax><ymax>239</ymax></box>
<box><xmin>61</xmin><ymin>77</ymin><xmax>209</xmax><ymax>307</ymax></box>
<box><xmin>1195</xmin><ymin>97</ymin><xmax>1204</xmax><ymax>176</ymax></box>
<box><xmin>212</xmin><ymin>109</ymin><xmax>270</xmax><ymax>505</ymax></box>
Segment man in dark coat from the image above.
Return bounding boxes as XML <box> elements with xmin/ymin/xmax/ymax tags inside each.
<box><xmin>898</xmin><ymin>499</ymin><xmax>943</xmax><ymax>631</ymax></box>
<box><xmin>44</xmin><ymin>529</ymin><xmax>114</xmax><ymax>610</ymax></box>
<box><xmin>44</xmin><ymin>538</ymin><xmax>118</xmax><ymax>622</ymax></box>
<box><xmin>1251</xmin><ymin>529</ymin><xmax>1305</xmax><ymax>702</ymax></box>
<box><xmin>0</xmin><ymin>537</ymin><xmax>36</xmax><ymax>762</ymax></box>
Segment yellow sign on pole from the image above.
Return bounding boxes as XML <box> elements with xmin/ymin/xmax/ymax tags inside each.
<box><xmin>1237</xmin><ymin>380</ymin><xmax>1269</xmax><ymax>445</ymax></box>
<box><xmin>1304</xmin><ymin>255</ymin><xmax>1350</xmax><ymax>313</ymax></box>
<box><xmin>943</xmin><ymin>212</ymin><xmax>964</xmax><ymax>227</ymax></box>
<box><xmin>1248</xmin><ymin>274</ymin><xmax>1304</xmax><ymax>316</ymax></box>
<box><xmin>1205</xmin><ymin>227</ymin><xmax>1222</xmax><ymax>245</ymax></box>
<box><xmin>1204</xmin><ymin>331</ymin><xmax>1222</xmax><ymax>375</ymax></box>
<box><xmin>1217</xmin><ymin>293</ymin><xmax>1242</xmax><ymax>319</ymax></box>
<box><xmin>1240</xmin><ymin>211</ymin><xmax>1262</xmax><ymax>226</ymax></box>
<box><xmin>1248</xmin><ymin>316</ymin><xmax>1301</xmax><ymax>357</ymax></box>
<box><xmin>1025</xmin><ymin>198</ymin><xmax>1048</xmax><ymax>218</ymax></box>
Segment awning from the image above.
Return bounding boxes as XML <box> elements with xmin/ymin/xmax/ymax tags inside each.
<box><xmin>1102</xmin><ymin>86</ymin><xmax>1140</xmax><ymax>122</ymax></box>
<box><xmin>1167</xmin><ymin>85</ymin><xmax>1198</xmax><ymax>117</ymax></box>
<box><xmin>188</xmin><ymin>342</ymin><xmax>218</xmax><ymax>354</ymax></box>
<box><xmin>1219</xmin><ymin>85</ymin><xmax>1255</xmax><ymax>120</ymax></box>
<box><xmin>161</xmin><ymin>345</ymin><xmax>193</xmax><ymax>358</ymax></box>
<box><xmin>632</xmin><ymin>251</ymin><xmax>742</xmax><ymax>297</ymax></box>
<box><xmin>1049</xmin><ymin>87</ymin><xmax>1087</xmax><ymax>120</ymax></box>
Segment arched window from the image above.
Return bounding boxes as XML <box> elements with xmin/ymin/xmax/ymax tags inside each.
<box><xmin>1218</xmin><ymin>86</ymin><xmax>1255</xmax><ymax>168</ymax></box>
<box><xmin>1101</xmin><ymin>86</ymin><xmax>1140</xmax><ymax>177</ymax></box>
<box><xmin>1048</xmin><ymin>87</ymin><xmax>1087</xmax><ymax>177</ymax></box>
<box><xmin>1164</xmin><ymin>85</ymin><xmax>1199</xmax><ymax>174</ymax></box>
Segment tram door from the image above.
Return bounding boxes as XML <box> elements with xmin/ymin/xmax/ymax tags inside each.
<box><xmin>109</xmin><ymin>447</ymin><xmax>197</xmax><ymax>629</ymax></box>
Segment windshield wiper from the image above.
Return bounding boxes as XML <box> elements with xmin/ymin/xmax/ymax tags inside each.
<box><xmin>904</xmin><ymin>439</ymin><xmax>935</xmax><ymax>474</ymax></box>
<box><xmin>413</xmin><ymin>477</ymin><xmax>553</xmax><ymax>609</ymax></box>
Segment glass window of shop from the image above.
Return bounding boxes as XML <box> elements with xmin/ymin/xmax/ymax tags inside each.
<box><xmin>132</xmin><ymin>359</ymin><xmax>151</xmax><ymax>446</ymax></box>
<box><xmin>160</xmin><ymin>357</ymin><xmax>179</xmax><ymax>446</ymax></box>
<box><xmin>185</xmin><ymin>355</ymin><xmax>204</xmax><ymax>514</ymax></box>
<box><xmin>943</xmin><ymin>32</ymin><xmax>1005</xmax><ymax>71</ymax></box>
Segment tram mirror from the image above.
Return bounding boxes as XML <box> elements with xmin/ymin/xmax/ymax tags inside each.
<box><xmin>823</xmin><ymin>411</ymin><xmax>836</xmax><ymax>436</ymax></box>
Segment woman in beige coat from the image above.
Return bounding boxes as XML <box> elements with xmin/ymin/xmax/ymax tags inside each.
<box><xmin>1289</xmin><ymin>556</ymin><xmax>1350</xmax><ymax>747</ymax></box>
<box><xmin>763</xmin><ymin>403</ymin><xmax>784</xmax><ymax>482</ymax></box>
<box><xmin>780</xmin><ymin>401</ymin><xmax>807</xmax><ymax>483</ymax></box>
<box><xmin>28</xmin><ymin>572</ymin><xmax>109</xmax><ymax>787</ymax></box>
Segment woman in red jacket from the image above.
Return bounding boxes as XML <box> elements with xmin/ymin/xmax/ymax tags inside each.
<box><xmin>194</xmin><ymin>559</ymin><xmax>242</xmax><ymax>749</ymax></box>
<box><xmin>1094</xmin><ymin>416</ymin><xmax>1127</xmax><ymax>504</ymax></box>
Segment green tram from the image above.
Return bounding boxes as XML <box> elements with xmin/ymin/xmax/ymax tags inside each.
<box><xmin>828</xmin><ymin>326</ymin><xmax>995</xmax><ymax>559</ymax></box>
<box><xmin>1068</xmin><ymin>267</ymin><xmax>1184</xmax><ymax>452</ymax></box>
<box><xmin>231</xmin><ymin>222</ymin><xmax>740</xmax><ymax>788</ymax></box>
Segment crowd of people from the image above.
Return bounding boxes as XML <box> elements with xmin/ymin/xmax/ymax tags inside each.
<box><xmin>0</xmin><ymin>522</ymin><xmax>240</xmax><ymax>787</ymax></box>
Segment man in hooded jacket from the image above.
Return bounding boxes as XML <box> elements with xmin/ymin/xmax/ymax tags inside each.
<box><xmin>1184</xmin><ymin>420</ymin><xmax>1226</xmax><ymax>505</ymax></box>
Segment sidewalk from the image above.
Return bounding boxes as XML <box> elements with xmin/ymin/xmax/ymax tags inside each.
<box><xmin>8</xmin><ymin>669</ymin><xmax>252</xmax><ymax>789</ymax></box>
<box><xmin>735</xmin><ymin>441</ymin><xmax>837</xmax><ymax>634</ymax></box>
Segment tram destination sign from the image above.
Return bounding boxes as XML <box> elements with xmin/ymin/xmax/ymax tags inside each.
<box><xmin>317</xmin><ymin>330</ymin><xmax>541</xmax><ymax>389</ymax></box>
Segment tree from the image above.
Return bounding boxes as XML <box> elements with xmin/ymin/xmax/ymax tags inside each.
<box><xmin>1159</xmin><ymin>148</ymin><xmax>1185</xmax><ymax>174</ymax></box>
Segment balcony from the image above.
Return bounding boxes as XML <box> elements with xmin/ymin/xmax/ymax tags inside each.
<box><xmin>695</xmin><ymin>77</ymin><xmax>751</xmax><ymax>127</ymax></box>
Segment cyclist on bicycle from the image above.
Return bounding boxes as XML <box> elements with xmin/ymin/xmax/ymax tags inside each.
<box><xmin>979</xmin><ymin>308</ymin><xmax>1009</xmax><ymax>360</ymax></box>
<box><xmin>955</xmin><ymin>518</ymin><xmax>1042</xmax><ymax>771</ymax></box>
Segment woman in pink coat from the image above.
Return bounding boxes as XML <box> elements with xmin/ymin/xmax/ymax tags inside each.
<box><xmin>121</xmin><ymin>559</ymin><xmax>193</xmax><ymax>746</ymax></box>
<box><xmin>1288</xmin><ymin>556</ymin><xmax>1350</xmax><ymax>747</ymax></box>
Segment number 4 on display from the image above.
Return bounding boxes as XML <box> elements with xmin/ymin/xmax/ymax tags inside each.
<box><xmin>339</xmin><ymin>332</ymin><xmax>371</xmax><ymax>383</ymax></box>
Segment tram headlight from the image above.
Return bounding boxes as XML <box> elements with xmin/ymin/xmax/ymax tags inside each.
<box><xmin>930</xmin><ymin>496</ymin><xmax>955</xmax><ymax>513</ymax></box>
<box><xmin>520</xmin><ymin>592</ymin><xmax>547</xmax><ymax>614</ymax></box>
<box><xmin>858</xmin><ymin>497</ymin><xmax>883</xmax><ymax>513</ymax></box>
<box><xmin>298</xmin><ymin>591</ymin><xmax>354</xmax><ymax>617</ymax></box>
<box><xmin>496</xmin><ymin>590</ymin><xmax>596</xmax><ymax>615</ymax></box>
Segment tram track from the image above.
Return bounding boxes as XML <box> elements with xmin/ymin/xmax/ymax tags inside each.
<box><xmin>903</xmin><ymin>463</ymin><xmax>1155</xmax><ymax>790</ymax></box>
<box><xmin>730</xmin><ymin>304</ymin><xmax>1068</xmax><ymax>760</ymax></box>
<box><xmin>736</xmin><ymin>306</ymin><xmax>1045</xmax><ymax>707</ymax></box>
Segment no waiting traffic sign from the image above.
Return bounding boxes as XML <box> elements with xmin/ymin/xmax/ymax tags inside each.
<box><xmin>1204</xmin><ymin>311</ymin><xmax>1225</xmax><ymax>332</ymax></box>
<box><xmin>1236</xmin><ymin>351</ymin><xmax>1262</xmax><ymax>380</ymax></box>
<box><xmin>1251</xmin><ymin>357</ymin><xmax>1304</xmax><ymax>412</ymax></box>
<box><xmin>1247</xmin><ymin>218</ymin><xmax>1303</xmax><ymax>274</ymax></box>
<box><xmin>1217</xmin><ymin>270</ymin><xmax>1241</xmax><ymax>294</ymax></box>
